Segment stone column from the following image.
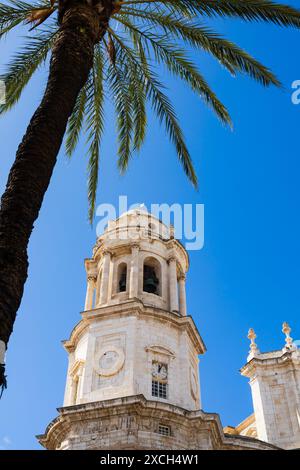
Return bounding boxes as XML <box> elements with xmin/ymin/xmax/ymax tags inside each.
<box><xmin>178</xmin><ymin>274</ymin><xmax>187</xmax><ymax>316</ymax></box>
<box><xmin>99</xmin><ymin>250</ymin><xmax>111</xmax><ymax>305</ymax></box>
<box><xmin>84</xmin><ymin>275</ymin><xmax>96</xmax><ymax>311</ymax></box>
<box><xmin>129</xmin><ymin>243</ymin><xmax>139</xmax><ymax>298</ymax></box>
<box><xmin>71</xmin><ymin>376</ymin><xmax>79</xmax><ymax>405</ymax></box>
<box><xmin>168</xmin><ymin>257</ymin><xmax>179</xmax><ymax>313</ymax></box>
<box><xmin>95</xmin><ymin>271</ymin><xmax>101</xmax><ymax>307</ymax></box>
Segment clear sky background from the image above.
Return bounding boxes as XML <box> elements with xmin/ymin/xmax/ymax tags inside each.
<box><xmin>0</xmin><ymin>4</ymin><xmax>300</xmax><ymax>450</ymax></box>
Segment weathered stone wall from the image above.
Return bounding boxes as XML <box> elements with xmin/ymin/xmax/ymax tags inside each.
<box><xmin>38</xmin><ymin>396</ymin><xmax>277</xmax><ymax>450</ymax></box>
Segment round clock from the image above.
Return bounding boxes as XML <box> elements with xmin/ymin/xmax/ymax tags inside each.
<box><xmin>152</xmin><ymin>362</ymin><xmax>168</xmax><ymax>381</ymax></box>
<box><xmin>94</xmin><ymin>346</ymin><xmax>125</xmax><ymax>377</ymax></box>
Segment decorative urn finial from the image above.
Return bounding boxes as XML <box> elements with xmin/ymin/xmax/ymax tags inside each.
<box><xmin>247</xmin><ymin>328</ymin><xmax>260</xmax><ymax>360</ymax></box>
<box><xmin>282</xmin><ymin>322</ymin><xmax>294</xmax><ymax>350</ymax></box>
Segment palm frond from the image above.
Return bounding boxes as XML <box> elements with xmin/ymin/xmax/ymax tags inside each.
<box><xmin>0</xmin><ymin>28</ymin><xmax>55</xmax><ymax>113</ymax></box>
<box><xmin>118</xmin><ymin>9</ymin><xmax>280</xmax><ymax>86</ymax></box>
<box><xmin>86</xmin><ymin>47</ymin><xmax>105</xmax><ymax>223</ymax></box>
<box><xmin>114</xmin><ymin>31</ymin><xmax>147</xmax><ymax>154</ymax></box>
<box><xmin>108</xmin><ymin>28</ymin><xmax>198</xmax><ymax>187</ymax></box>
<box><xmin>107</xmin><ymin>34</ymin><xmax>116</xmax><ymax>65</ymax></box>
<box><xmin>115</xmin><ymin>16</ymin><xmax>232</xmax><ymax>125</ymax></box>
<box><xmin>146</xmin><ymin>72</ymin><xmax>198</xmax><ymax>187</ymax></box>
<box><xmin>65</xmin><ymin>81</ymin><xmax>88</xmax><ymax>157</ymax></box>
<box><xmin>131</xmin><ymin>65</ymin><xmax>147</xmax><ymax>152</ymax></box>
<box><xmin>3</xmin><ymin>0</ymin><xmax>300</xmax><ymax>221</ymax></box>
<box><xmin>105</xmin><ymin>30</ymin><xmax>140</xmax><ymax>174</ymax></box>
<box><xmin>195</xmin><ymin>0</ymin><xmax>300</xmax><ymax>27</ymax></box>
<box><xmin>0</xmin><ymin>0</ymin><xmax>52</xmax><ymax>37</ymax></box>
<box><xmin>108</xmin><ymin>55</ymin><xmax>134</xmax><ymax>174</ymax></box>
<box><xmin>26</xmin><ymin>6</ymin><xmax>55</xmax><ymax>31</ymax></box>
<box><xmin>120</xmin><ymin>0</ymin><xmax>300</xmax><ymax>27</ymax></box>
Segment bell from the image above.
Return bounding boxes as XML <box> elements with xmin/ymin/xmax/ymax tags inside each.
<box><xmin>119</xmin><ymin>273</ymin><xmax>127</xmax><ymax>292</ymax></box>
<box><xmin>144</xmin><ymin>277</ymin><xmax>158</xmax><ymax>294</ymax></box>
<box><xmin>143</xmin><ymin>266</ymin><xmax>159</xmax><ymax>294</ymax></box>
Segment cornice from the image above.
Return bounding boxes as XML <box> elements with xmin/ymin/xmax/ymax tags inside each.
<box><xmin>37</xmin><ymin>394</ymin><xmax>278</xmax><ymax>451</ymax></box>
<box><xmin>63</xmin><ymin>299</ymin><xmax>206</xmax><ymax>355</ymax></box>
<box><xmin>240</xmin><ymin>349</ymin><xmax>300</xmax><ymax>377</ymax></box>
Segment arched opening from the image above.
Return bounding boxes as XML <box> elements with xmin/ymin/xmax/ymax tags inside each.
<box><xmin>117</xmin><ymin>262</ymin><xmax>127</xmax><ymax>293</ymax></box>
<box><xmin>143</xmin><ymin>257</ymin><xmax>161</xmax><ymax>296</ymax></box>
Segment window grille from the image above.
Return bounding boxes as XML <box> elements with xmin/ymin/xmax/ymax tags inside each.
<box><xmin>158</xmin><ymin>424</ymin><xmax>171</xmax><ymax>436</ymax></box>
<box><xmin>152</xmin><ymin>380</ymin><xmax>168</xmax><ymax>399</ymax></box>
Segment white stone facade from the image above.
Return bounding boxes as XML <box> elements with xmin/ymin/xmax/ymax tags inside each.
<box><xmin>62</xmin><ymin>301</ymin><xmax>204</xmax><ymax>411</ymax></box>
<box><xmin>241</xmin><ymin>346</ymin><xmax>300</xmax><ymax>449</ymax></box>
<box><xmin>227</xmin><ymin>325</ymin><xmax>300</xmax><ymax>450</ymax></box>
<box><xmin>38</xmin><ymin>209</ymin><xmax>282</xmax><ymax>450</ymax></box>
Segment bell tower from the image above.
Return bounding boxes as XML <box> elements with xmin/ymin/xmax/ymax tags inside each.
<box><xmin>83</xmin><ymin>208</ymin><xmax>188</xmax><ymax>315</ymax></box>
<box><xmin>38</xmin><ymin>208</ymin><xmax>277</xmax><ymax>450</ymax></box>
<box><xmin>62</xmin><ymin>209</ymin><xmax>204</xmax><ymax>411</ymax></box>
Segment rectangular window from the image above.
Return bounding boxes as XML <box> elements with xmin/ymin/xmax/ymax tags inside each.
<box><xmin>152</xmin><ymin>380</ymin><xmax>168</xmax><ymax>399</ymax></box>
<box><xmin>158</xmin><ymin>424</ymin><xmax>171</xmax><ymax>436</ymax></box>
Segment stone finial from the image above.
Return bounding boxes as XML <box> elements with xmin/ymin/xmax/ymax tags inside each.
<box><xmin>282</xmin><ymin>322</ymin><xmax>294</xmax><ymax>350</ymax></box>
<box><xmin>169</xmin><ymin>224</ymin><xmax>175</xmax><ymax>239</ymax></box>
<box><xmin>247</xmin><ymin>328</ymin><xmax>260</xmax><ymax>360</ymax></box>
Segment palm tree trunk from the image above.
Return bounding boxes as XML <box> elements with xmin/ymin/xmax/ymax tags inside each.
<box><xmin>0</xmin><ymin>1</ymin><xmax>112</xmax><ymax>391</ymax></box>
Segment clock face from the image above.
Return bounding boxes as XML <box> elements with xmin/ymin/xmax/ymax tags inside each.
<box><xmin>152</xmin><ymin>362</ymin><xmax>168</xmax><ymax>381</ymax></box>
<box><xmin>94</xmin><ymin>346</ymin><xmax>125</xmax><ymax>377</ymax></box>
<box><xmin>99</xmin><ymin>351</ymin><xmax>119</xmax><ymax>370</ymax></box>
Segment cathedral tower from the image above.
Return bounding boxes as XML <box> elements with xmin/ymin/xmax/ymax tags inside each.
<box><xmin>38</xmin><ymin>209</ymin><xmax>275</xmax><ymax>450</ymax></box>
<box><xmin>63</xmin><ymin>208</ymin><xmax>204</xmax><ymax>412</ymax></box>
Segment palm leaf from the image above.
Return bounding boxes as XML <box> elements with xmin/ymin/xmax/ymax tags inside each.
<box><xmin>0</xmin><ymin>28</ymin><xmax>55</xmax><ymax>113</ymax></box>
<box><xmin>131</xmin><ymin>65</ymin><xmax>147</xmax><ymax>152</ymax></box>
<box><xmin>2</xmin><ymin>0</ymin><xmax>300</xmax><ymax>220</ymax></box>
<box><xmin>0</xmin><ymin>0</ymin><xmax>52</xmax><ymax>37</ymax></box>
<box><xmin>115</xmin><ymin>16</ymin><xmax>232</xmax><ymax>125</ymax></box>
<box><xmin>121</xmin><ymin>0</ymin><xmax>300</xmax><ymax>27</ymax></box>
<box><xmin>108</xmin><ymin>28</ymin><xmax>198</xmax><ymax>187</ymax></box>
<box><xmin>146</xmin><ymin>72</ymin><xmax>198</xmax><ymax>187</ymax></box>
<box><xmin>86</xmin><ymin>47</ymin><xmax>105</xmax><ymax>222</ymax></box>
<box><xmin>65</xmin><ymin>81</ymin><xmax>89</xmax><ymax>157</ymax></box>
<box><xmin>118</xmin><ymin>8</ymin><xmax>280</xmax><ymax>86</ymax></box>
<box><xmin>193</xmin><ymin>0</ymin><xmax>300</xmax><ymax>27</ymax></box>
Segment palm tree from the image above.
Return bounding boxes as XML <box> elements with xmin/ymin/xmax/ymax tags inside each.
<box><xmin>0</xmin><ymin>0</ymin><xmax>300</xmax><ymax>393</ymax></box>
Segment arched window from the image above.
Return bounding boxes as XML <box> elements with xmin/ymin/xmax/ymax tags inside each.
<box><xmin>117</xmin><ymin>262</ymin><xmax>127</xmax><ymax>293</ymax></box>
<box><xmin>143</xmin><ymin>257</ymin><xmax>161</xmax><ymax>296</ymax></box>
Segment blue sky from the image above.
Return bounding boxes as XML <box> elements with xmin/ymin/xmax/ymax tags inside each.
<box><xmin>1</xmin><ymin>5</ymin><xmax>300</xmax><ymax>450</ymax></box>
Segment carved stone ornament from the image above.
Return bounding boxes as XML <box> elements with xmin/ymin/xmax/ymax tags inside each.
<box><xmin>94</xmin><ymin>346</ymin><xmax>125</xmax><ymax>377</ymax></box>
